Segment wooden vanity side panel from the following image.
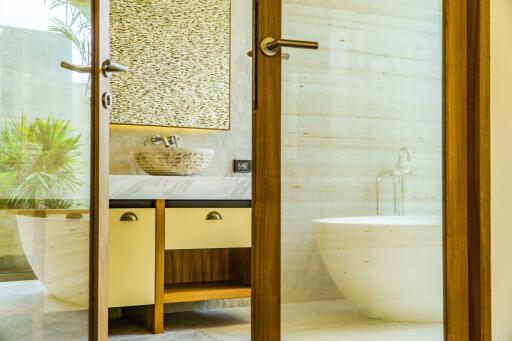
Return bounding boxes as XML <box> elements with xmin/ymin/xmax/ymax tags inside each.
<box><xmin>229</xmin><ymin>247</ymin><xmax>251</xmax><ymax>286</ymax></box>
<box><xmin>152</xmin><ymin>199</ymin><xmax>165</xmax><ymax>334</ymax></box>
<box><xmin>108</xmin><ymin>208</ymin><xmax>155</xmax><ymax>308</ymax></box>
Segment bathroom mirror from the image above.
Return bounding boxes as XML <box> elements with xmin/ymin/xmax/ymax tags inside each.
<box><xmin>109</xmin><ymin>0</ymin><xmax>231</xmax><ymax>130</ymax></box>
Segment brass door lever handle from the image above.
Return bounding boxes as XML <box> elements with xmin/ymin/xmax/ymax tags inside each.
<box><xmin>260</xmin><ymin>37</ymin><xmax>319</xmax><ymax>56</ymax></box>
<box><xmin>60</xmin><ymin>61</ymin><xmax>91</xmax><ymax>73</ymax></box>
<box><xmin>60</xmin><ymin>59</ymin><xmax>128</xmax><ymax>78</ymax></box>
<box><xmin>102</xmin><ymin>59</ymin><xmax>128</xmax><ymax>78</ymax></box>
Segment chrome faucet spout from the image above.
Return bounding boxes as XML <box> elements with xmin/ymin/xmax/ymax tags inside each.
<box><xmin>151</xmin><ymin>134</ymin><xmax>171</xmax><ymax>148</ymax></box>
<box><xmin>162</xmin><ymin>136</ymin><xmax>171</xmax><ymax>148</ymax></box>
<box><xmin>167</xmin><ymin>135</ymin><xmax>180</xmax><ymax>148</ymax></box>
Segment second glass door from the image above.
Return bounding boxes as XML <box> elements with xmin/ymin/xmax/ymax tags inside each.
<box><xmin>0</xmin><ymin>0</ymin><xmax>95</xmax><ymax>339</ymax></box>
<box><xmin>279</xmin><ymin>1</ymin><xmax>443</xmax><ymax>339</ymax></box>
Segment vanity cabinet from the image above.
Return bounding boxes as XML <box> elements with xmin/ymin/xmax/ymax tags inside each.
<box><xmin>108</xmin><ymin>208</ymin><xmax>155</xmax><ymax>308</ymax></box>
<box><xmin>108</xmin><ymin>200</ymin><xmax>251</xmax><ymax>334</ymax></box>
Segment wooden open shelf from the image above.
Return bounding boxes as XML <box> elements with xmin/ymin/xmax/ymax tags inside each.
<box><xmin>164</xmin><ymin>281</ymin><xmax>251</xmax><ymax>303</ymax></box>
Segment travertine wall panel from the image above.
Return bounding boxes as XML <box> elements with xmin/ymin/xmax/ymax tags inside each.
<box><xmin>110</xmin><ymin>0</ymin><xmax>230</xmax><ymax>129</ymax></box>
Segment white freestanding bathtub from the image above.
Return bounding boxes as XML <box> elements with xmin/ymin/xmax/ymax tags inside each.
<box><xmin>314</xmin><ymin>215</ymin><xmax>443</xmax><ymax>322</ymax></box>
<box><xmin>16</xmin><ymin>213</ymin><xmax>89</xmax><ymax>307</ymax></box>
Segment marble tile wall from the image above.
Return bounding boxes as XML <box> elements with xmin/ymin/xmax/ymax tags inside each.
<box><xmin>280</xmin><ymin>0</ymin><xmax>443</xmax><ymax>302</ymax></box>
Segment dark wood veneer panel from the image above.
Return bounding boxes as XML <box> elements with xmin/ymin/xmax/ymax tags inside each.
<box><xmin>467</xmin><ymin>0</ymin><xmax>491</xmax><ymax>339</ymax></box>
<box><xmin>109</xmin><ymin>200</ymin><xmax>155</xmax><ymax>208</ymax></box>
<box><xmin>252</xmin><ymin>0</ymin><xmax>282</xmax><ymax>339</ymax></box>
<box><xmin>164</xmin><ymin>248</ymin><xmax>251</xmax><ymax>286</ymax></box>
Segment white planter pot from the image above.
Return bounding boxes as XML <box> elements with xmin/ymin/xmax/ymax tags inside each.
<box><xmin>16</xmin><ymin>213</ymin><xmax>89</xmax><ymax>307</ymax></box>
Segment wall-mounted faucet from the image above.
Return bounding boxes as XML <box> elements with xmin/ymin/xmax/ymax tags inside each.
<box><xmin>151</xmin><ymin>134</ymin><xmax>170</xmax><ymax>147</ymax></box>
<box><xmin>151</xmin><ymin>134</ymin><xmax>181</xmax><ymax>148</ymax></box>
<box><xmin>168</xmin><ymin>135</ymin><xmax>180</xmax><ymax>148</ymax></box>
<box><xmin>376</xmin><ymin>147</ymin><xmax>418</xmax><ymax>216</ymax></box>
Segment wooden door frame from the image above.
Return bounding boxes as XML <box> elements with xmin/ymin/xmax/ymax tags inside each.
<box><xmin>90</xmin><ymin>0</ymin><xmax>110</xmax><ymax>340</ymax></box>
<box><xmin>466</xmin><ymin>0</ymin><xmax>491</xmax><ymax>339</ymax></box>
<box><xmin>251</xmin><ymin>0</ymin><xmax>491</xmax><ymax>340</ymax></box>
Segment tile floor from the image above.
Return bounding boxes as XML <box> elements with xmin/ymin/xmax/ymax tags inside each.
<box><xmin>0</xmin><ymin>280</ymin><xmax>443</xmax><ymax>341</ymax></box>
<box><xmin>109</xmin><ymin>301</ymin><xmax>443</xmax><ymax>341</ymax></box>
<box><xmin>0</xmin><ymin>280</ymin><xmax>88</xmax><ymax>340</ymax></box>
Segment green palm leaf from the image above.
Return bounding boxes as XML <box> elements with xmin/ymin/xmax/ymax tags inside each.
<box><xmin>45</xmin><ymin>0</ymin><xmax>91</xmax><ymax>65</ymax></box>
<box><xmin>0</xmin><ymin>113</ymin><xmax>84</xmax><ymax>209</ymax></box>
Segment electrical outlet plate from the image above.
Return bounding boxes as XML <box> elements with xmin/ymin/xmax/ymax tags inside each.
<box><xmin>233</xmin><ymin>160</ymin><xmax>251</xmax><ymax>173</ymax></box>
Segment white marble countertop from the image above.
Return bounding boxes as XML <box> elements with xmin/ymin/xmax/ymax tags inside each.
<box><xmin>109</xmin><ymin>175</ymin><xmax>251</xmax><ymax>200</ymax></box>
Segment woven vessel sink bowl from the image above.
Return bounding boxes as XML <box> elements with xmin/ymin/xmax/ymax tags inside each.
<box><xmin>134</xmin><ymin>148</ymin><xmax>215</xmax><ymax>176</ymax></box>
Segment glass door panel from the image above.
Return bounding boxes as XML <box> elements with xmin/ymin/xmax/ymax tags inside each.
<box><xmin>0</xmin><ymin>0</ymin><xmax>92</xmax><ymax>339</ymax></box>
<box><xmin>280</xmin><ymin>1</ymin><xmax>443</xmax><ymax>339</ymax></box>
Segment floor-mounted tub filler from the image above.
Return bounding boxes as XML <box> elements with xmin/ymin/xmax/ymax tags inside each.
<box><xmin>314</xmin><ymin>215</ymin><xmax>443</xmax><ymax>322</ymax></box>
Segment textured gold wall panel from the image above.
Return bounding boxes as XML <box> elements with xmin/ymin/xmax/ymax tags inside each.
<box><xmin>110</xmin><ymin>0</ymin><xmax>230</xmax><ymax>129</ymax></box>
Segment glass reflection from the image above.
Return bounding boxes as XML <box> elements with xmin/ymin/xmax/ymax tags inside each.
<box><xmin>0</xmin><ymin>0</ymin><xmax>91</xmax><ymax>339</ymax></box>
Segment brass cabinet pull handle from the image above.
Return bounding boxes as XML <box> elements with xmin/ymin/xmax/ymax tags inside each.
<box><xmin>261</xmin><ymin>37</ymin><xmax>319</xmax><ymax>57</ymax></box>
<box><xmin>120</xmin><ymin>212</ymin><xmax>138</xmax><ymax>221</ymax></box>
<box><xmin>66</xmin><ymin>211</ymin><xmax>83</xmax><ymax>220</ymax></box>
<box><xmin>60</xmin><ymin>61</ymin><xmax>91</xmax><ymax>73</ymax></box>
<box><xmin>206</xmin><ymin>211</ymin><xmax>223</xmax><ymax>221</ymax></box>
<box><xmin>102</xmin><ymin>59</ymin><xmax>128</xmax><ymax>78</ymax></box>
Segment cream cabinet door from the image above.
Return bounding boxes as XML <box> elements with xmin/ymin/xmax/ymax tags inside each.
<box><xmin>165</xmin><ymin>208</ymin><xmax>251</xmax><ymax>249</ymax></box>
<box><xmin>108</xmin><ymin>209</ymin><xmax>155</xmax><ymax>307</ymax></box>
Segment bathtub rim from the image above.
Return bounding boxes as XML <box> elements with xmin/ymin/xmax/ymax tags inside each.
<box><xmin>312</xmin><ymin>215</ymin><xmax>442</xmax><ymax>228</ymax></box>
